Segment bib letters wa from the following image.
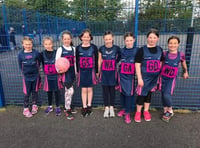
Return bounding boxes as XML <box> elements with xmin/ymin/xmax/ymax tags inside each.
<box><xmin>80</xmin><ymin>57</ymin><xmax>93</xmax><ymax>68</ymax></box>
<box><xmin>146</xmin><ymin>60</ymin><xmax>160</xmax><ymax>73</ymax></box>
<box><xmin>102</xmin><ymin>60</ymin><xmax>115</xmax><ymax>71</ymax></box>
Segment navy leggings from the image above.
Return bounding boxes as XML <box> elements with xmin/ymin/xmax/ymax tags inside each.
<box><xmin>120</xmin><ymin>93</ymin><xmax>133</xmax><ymax>114</ymax></box>
<box><xmin>102</xmin><ymin>85</ymin><xmax>115</xmax><ymax>106</ymax></box>
<box><xmin>47</xmin><ymin>91</ymin><xmax>60</xmax><ymax>107</ymax></box>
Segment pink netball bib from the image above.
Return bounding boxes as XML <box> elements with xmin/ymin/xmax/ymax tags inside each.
<box><xmin>121</xmin><ymin>63</ymin><xmax>135</xmax><ymax>74</ymax></box>
<box><xmin>146</xmin><ymin>60</ymin><xmax>160</xmax><ymax>73</ymax></box>
<box><xmin>64</xmin><ymin>56</ymin><xmax>75</xmax><ymax>66</ymax></box>
<box><xmin>102</xmin><ymin>60</ymin><xmax>115</xmax><ymax>71</ymax></box>
<box><xmin>161</xmin><ymin>65</ymin><xmax>178</xmax><ymax>78</ymax></box>
<box><xmin>80</xmin><ymin>57</ymin><xmax>93</xmax><ymax>68</ymax></box>
<box><xmin>44</xmin><ymin>64</ymin><xmax>57</xmax><ymax>75</ymax></box>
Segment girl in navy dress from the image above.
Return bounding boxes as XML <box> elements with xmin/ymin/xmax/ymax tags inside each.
<box><xmin>98</xmin><ymin>31</ymin><xmax>120</xmax><ymax>118</ymax></box>
<box><xmin>134</xmin><ymin>29</ymin><xmax>163</xmax><ymax>122</ymax></box>
<box><xmin>76</xmin><ymin>29</ymin><xmax>98</xmax><ymax>117</ymax></box>
<box><xmin>117</xmin><ymin>32</ymin><xmax>138</xmax><ymax>124</ymax></box>
<box><xmin>56</xmin><ymin>30</ymin><xmax>76</xmax><ymax>120</ymax></box>
<box><xmin>18</xmin><ymin>36</ymin><xmax>41</xmax><ymax>118</ymax></box>
<box><xmin>41</xmin><ymin>37</ymin><xmax>61</xmax><ymax>116</ymax></box>
<box><xmin>160</xmin><ymin>36</ymin><xmax>188</xmax><ymax>122</ymax></box>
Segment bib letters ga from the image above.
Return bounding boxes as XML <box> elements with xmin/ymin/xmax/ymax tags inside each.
<box><xmin>102</xmin><ymin>60</ymin><xmax>115</xmax><ymax>71</ymax></box>
<box><xmin>146</xmin><ymin>60</ymin><xmax>160</xmax><ymax>73</ymax></box>
<box><xmin>121</xmin><ymin>63</ymin><xmax>135</xmax><ymax>74</ymax></box>
<box><xmin>80</xmin><ymin>57</ymin><xmax>93</xmax><ymax>68</ymax></box>
<box><xmin>44</xmin><ymin>64</ymin><xmax>57</xmax><ymax>75</ymax></box>
<box><xmin>161</xmin><ymin>65</ymin><xmax>178</xmax><ymax>78</ymax></box>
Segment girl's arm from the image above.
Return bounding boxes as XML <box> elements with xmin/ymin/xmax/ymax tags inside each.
<box><xmin>55</xmin><ymin>47</ymin><xmax>62</xmax><ymax>60</ymax></box>
<box><xmin>181</xmin><ymin>61</ymin><xmax>189</xmax><ymax>79</ymax></box>
<box><xmin>17</xmin><ymin>53</ymin><xmax>22</xmax><ymax>71</ymax></box>
<box><xmin>98</xmin><ymin>51</ymin><xmax>102</xmax><ymax>74</ymax></box>
<box><xmin>73</xmin><ymin>46</ymin><xmax>77</xmax><ymax>75</ymax></box>
<box><xmin>75</xmin><ymin>46</ymin><xmax>80</xmax><ymax>73</ymax></box>
<box><xmin>93</xmin><ymin>45</ymin><xmax>99</xmax><ymax>74</ymax></box>
<box><xmin>40</xmin><ymin>52</ymin><xmax>44</xmax><ymax>69</ymax></box>
<box><xmin>135</xmin><ymin>63</ymin><xmax>144</xmax><ymax>87</ymax></box>
<box><xmin>116</xmin><ymin>46</ymin><xmax>121</xmax><ymax>63</ymax></box>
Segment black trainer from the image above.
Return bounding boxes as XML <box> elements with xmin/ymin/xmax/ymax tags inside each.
<box><xmin>71</xmin><ymin>107</ymin><xmax>77</xmax><ymax>114</ymax></box>
<box><xmin>81</xmin><ymin>108</ymin><xmax>87</xmax><ymax>117</ymax></box>
<box><xmin>65</xmin><ymin>109</ymin><xmax>74</xmax><ymax>120</ymax></box>
<box><xmin>87</xmin><ymin>106</ymin><xmax>93</xmax><ymax>116</ymax></box>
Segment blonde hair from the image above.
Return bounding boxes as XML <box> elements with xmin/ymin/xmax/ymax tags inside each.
<box><xmin>42</xmin><ymin>36</ymin><xmax>54</xmax><ymax>44</ymax></box>
<box><xmin>22</xmin><ymin>36</ymin><xmax>33</xmax><ymax>44</ymax></box>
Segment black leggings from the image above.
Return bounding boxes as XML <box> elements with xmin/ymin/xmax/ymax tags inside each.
<box><xmin>24</xmin><ymin>91</ymin><xmax>38</xmax><ymax>108</ymax></box>
<box><xmin>102</xmin><ymin>85</ymin><xmax>115</xmax><ymax>106</ymax></box>
<box><xmin>47</xmin><ymin>91</ymin><xmax>60</xmax><ymax>107</ymax></box>
<box><xmin>136</xmin><ymin>91</ymin><xmax>152</xmax><ymax>105</ymax></box>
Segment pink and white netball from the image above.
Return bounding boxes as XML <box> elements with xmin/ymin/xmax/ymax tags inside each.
<box><xmin>55</xmin><ymin>57</ymin><xmax>70</xmax><ymax>73</ymax></box>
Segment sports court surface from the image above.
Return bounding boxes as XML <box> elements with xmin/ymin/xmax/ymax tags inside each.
<box><xmin>0</xmin><ymin>106</ymin><xmax>199</xmax><ymax>148</ymax></box>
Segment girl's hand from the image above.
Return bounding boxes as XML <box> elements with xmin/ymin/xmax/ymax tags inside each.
<box><xmin>137</xmin><ymin>78</ymin><xmax>144</xmax><ymax>87</ymax></box>
<box><xmin>96</xmin><ymin>73</ymin><xmax>99</xmax><ymax>78</ymax></box>
<box><xmin>183</xmin><ymin>71</ymin><xmax>189</xmax><ymax>79</ymax></box>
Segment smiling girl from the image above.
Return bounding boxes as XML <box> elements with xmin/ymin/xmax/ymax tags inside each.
<box><xmin>76</xmin><ymin>29</ymin><xmax>98</xmax><ymax>117</ymax></box>
<box><xmin>160</xmin><ymin>36</ymin><xmax>188</xmax><ymax>122</ymax></box>
<box><xmin>117</xmin><ymin>32</ymin><xmax>138</xmax><ymax>124</ymax></box>
<box><xmin>98</xmin><ymin>31</ymin><xmax>120</xmax><ymax>118</ymax></box>
<box><xmin>134</xmin><ymin>29</ymin><xmax>163</xmax><ymax>123</ymax></box>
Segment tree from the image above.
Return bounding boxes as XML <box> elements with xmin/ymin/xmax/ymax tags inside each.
<box><xmin>136</xmin><ymin>0</ymin><xmax>193</xmax><ymax>32</ymax></box>
<box><xmin>29</xmin><ymin>0</ymin><xmax>69</xmax><ymax>17</ymax></box>
<box><xmin>69</xmin><ymin>0</ymin><xmax>124</xmax><ymax>21</ymax></box>
<box><xmin>4</xmin><ymin>0</ymin><xmax>31</xmax><ymax>9</ymax></box>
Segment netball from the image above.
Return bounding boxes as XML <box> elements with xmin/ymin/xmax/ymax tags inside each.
<box><xmin>55</xmin><ymin>57</ymin><xmax>70</xmax><ymax>73</ymax></box>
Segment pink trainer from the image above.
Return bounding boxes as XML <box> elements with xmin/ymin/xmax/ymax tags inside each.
<box><xmin>125</xmin><ymin>113</ymin><xmax>131</xmax><ymax>124</ymax></box>
<box><xmin>23</xmin><ymin>108</ymin><xmax>33</xmax><ymax>118</ymax></box>
<box><xmin>134</xmin><ymin>111</ymin><xmax>141</xmax><ymax>122</ymax></box>
<box><xmin>143</xmin><ymin>111</ymin><xmax>151</xmax><ymax>121</ymax></box>
<box><xmin>31</xmin><ymin>105</ymin><xmax>38</xmax><ymax>115</ymax></box>
<box><xmin>117</xmin><ymin>109</ymin><xmax>125</xmax><ymax>117</ymax></box>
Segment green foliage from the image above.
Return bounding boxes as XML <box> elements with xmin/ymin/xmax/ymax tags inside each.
<box><xmin>139</xmin><ymin>0</ymin><xmax>193</xmax><ymax>20</ymax></box>
<box><xmin>64</xmin><ymin>0</ymin><xmax>124</xmax><ymax>21</ymax></box>
<box><xmin>4</xmin><ymin>0</ymin><xmax>31</xmax><ymax>9</ymax></box>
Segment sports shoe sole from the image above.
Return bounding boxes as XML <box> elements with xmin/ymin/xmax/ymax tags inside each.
<box><xmin>125</xmin><ymin>120</ymin><xmax>131</xmax><ymax>124</ymax></box>
<box><xmin>45</xmin><ymin>109</ymin><xmax>53</xmax><ymax>115</ymax></box>
<box><xmin>55</xmin><ymin>113</ymin><xmax>61</xmax><ymax>116</ymax></box>
<box><xmin>104</xmin><ymin>115</ymin><xmax>109</xmax><ymax>118</ymax></box>
<box><xmin>134</xmin><ymin>120</ymin><xmax>141</xmax><ymax>123</ymax></box>
<box><xmin>67</xmin><ymin>116</ymin><xmax>74</xmax><ymax>120</ymax></box>
<box><xmin>162</xmin><ymin>113</ymin><xmax>174</xmax><ymax>122</ymax></box>
<box><xmin>144</xmin><ymin>119</ymin><xmax>151</xmax><ymax>122</ymax></box>
<box><xmin>24</xmin><ymin>114</ymin><xmax>33</xmax><ymax>118</ymax></box>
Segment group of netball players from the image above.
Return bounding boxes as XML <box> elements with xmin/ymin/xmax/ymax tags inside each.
<box><xmin>18</xmin><ymin>28</ymin><xmax>188</xmax><ymax>124</ymax></box>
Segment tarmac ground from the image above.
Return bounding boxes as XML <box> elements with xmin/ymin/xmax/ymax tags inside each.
<box><xmin>0</xmin><ymin>106</ymin><xmax>200</xmax><ymax>148</ymax></box>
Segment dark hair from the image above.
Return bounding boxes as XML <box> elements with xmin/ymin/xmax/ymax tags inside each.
<box><xmin>103</xmin><ymin>31</ymin><xmax>113</xmax><ymax>37</ymax></box>
<box><xmin>124</xmin><ymin>32</ymin><xmax>135</xmax><ymax>40</ymax></box>
<box><xmin>79</xmin><ymin>29</ymin><xmax>93</xmax><ymax>41</ymax></box>
<box><xmin>168</xmin><ymin>36</ymin><xmax>180</xmax><ymax>44</ymax></box>
<box><xmin>60</xmin><ymin>30</ymin><xmax>73</xmax><ymax>46</ymax></box>
<box><xmin>147</xmin><ymin>28</ymin><xmax>159</xmax><ymax>38</ymax></box>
